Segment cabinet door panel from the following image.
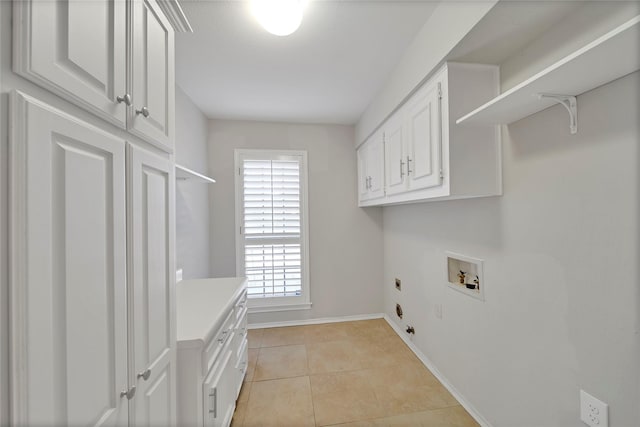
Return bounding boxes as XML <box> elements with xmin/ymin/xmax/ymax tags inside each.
<box><xmin>357</xmin><ymin>146</ymin><xmax>369</xmax><ymax>202</ymax></box>
<box><xmin>131</xmin><ymin>0</ymin><xmax>174</xmax><ymax>151</ymax></box>
<box><xmin>141</xmin><ymin>367</ymin><xmax>172</xmax><ymax>426</ymax></box>
<box><xmin>129</xmin><ymin>144</ymin><xmax>176</xmax><ymax>426</ymax></box>
<box><xmin>14</xmin><ymin>0</ymin><xmax>127</xmax><ymax>127</ymax></box>
<box><xmin>383</xmin><ymin>114</ymin><xmax>406</xmax><ymax>196</ymax></box>
<box><xmin>367</xmin><ymin>133</ymin><xmax>385</xmax><ymax>200</ymax></box>
<box><xmin>10</xmin><ymin>92</ymin><xmax>128</xmax><ymax>426</ymax></box>
<box><xmin>408</xmin><ymin>82</ymin><xmax>442</xmax><ymax>191</ymax></box>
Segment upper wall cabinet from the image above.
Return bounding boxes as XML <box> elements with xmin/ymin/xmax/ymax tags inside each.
<box><xmin>13</xmin><ymin>0</ymin><xmax>177</xmax><ymax>152</ymax></box>
<box><xmin>384</xmin><ymin>78</ymin><xmax>442</xmax><ymax>198</ymax></box>
<box><xmin>357</xmin><ymin>129</ymin><xmax>385</xmax><ymax>204</ymax></box>
<box><xmin>358</xmin><ymin>62</ymin><xmax>502</xmax><ymax>207</ymax></box>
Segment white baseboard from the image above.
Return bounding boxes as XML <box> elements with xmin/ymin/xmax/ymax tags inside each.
<box><xmin>382</xmin><ymin>314</ymin><xmax>493</xmax><ymax>427</ymax></box>
<box><xmin>247</xmin><ymin>313</ymin><xmax>385</xmax><ymax>330</ymax></box>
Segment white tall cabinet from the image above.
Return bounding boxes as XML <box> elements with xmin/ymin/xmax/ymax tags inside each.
<box><xmin>8</xmin><ymin>0</ymin><xmax>187</xmax><ymax>425</ymax></box>
<box><xmin>10</xmin><ymin>91</ymin><xmax>177</xmax><ymax>427</ymax></box>
<box><xmin>128</xmin><ymin>145</ymin><xmax>176</xmax><ymax>426</ymax></box>
<box><xmin>10</xmin><ymin>93</ymin><xmax>130</xmax><ymax>427</ymax></box>
<box><xmin>13</xmin><ymin>0</ymin><xmax>175</xmax><ymax>151</ymax></box>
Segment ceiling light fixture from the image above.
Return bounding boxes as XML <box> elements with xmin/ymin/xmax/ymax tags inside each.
<box><xmin>250</xmin><ymin>0</ymin><xmax>306</xmax><ymax>37</ymax></box>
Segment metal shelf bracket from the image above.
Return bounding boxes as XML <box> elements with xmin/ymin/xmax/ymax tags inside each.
<box><xmin>538</xmin><ymin>93</ymin><xmax>578</xmax><ymax>134</ymax></box>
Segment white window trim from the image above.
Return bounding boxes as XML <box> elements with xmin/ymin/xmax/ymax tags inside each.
<box><xmin>234</xmin><ymin>149</ymin><xmax>311</xmax><ymax>313</ymax></box>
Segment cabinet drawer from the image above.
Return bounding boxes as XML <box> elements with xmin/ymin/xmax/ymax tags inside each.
<box><xmin>234</xmin><ymin>305</ymin><xmax>248</xmax><ymax>336</ymax></box>
<box><xmin>203</xmin><ymin>309</ymin><xmax>235</xmax><ymax>374</ymax></box>
<box><xmin>233</xmin><ymin>290</ymin><xmax>247</xmax><ymax>321</ymax></box>
<box><xmin>234</xmin><ymin>337</ymin><xmax>249</xmax><ymax>398</ymax></box>
<box><xmin>203</xmin><ymin>348</ymin><xmax>235</xmax><ymax>427</ymax></box>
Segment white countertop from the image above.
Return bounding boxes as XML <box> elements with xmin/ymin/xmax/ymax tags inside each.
<box><xmin>176</xmin><ymin>277</ymin><xmax>247</xmax><ymax>348</ymax></box>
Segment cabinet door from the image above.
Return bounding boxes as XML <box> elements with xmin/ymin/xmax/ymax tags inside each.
<box><xmin>383</xmin><ymin>112</ymin><xmax>407</xmax><ymax>196</ymax></box>
<box><xmin>406</xmin><ymin>81</ymin><xmax>442</xmax><ymax>191</ymax></box>
<box><xmin>203</xmin><ymin>348</ymin><xmax>236</xmax><ymax>427</ymax></box>
<box><xmin>13</xmin><ymin>0</ymin><xmax>127</xmax><ymax>127</ymax></box>
<box><xmin>10</xmin><ymin>92</ymin><xmax>128</xmax><ymax>426</ymax></box>
<box><xmin>356</xmin><ymin>144</ymin><xmax>369</xmax><ymax>202</ymax></box>
<box><xmin>130</xmin><ymin>0</ymin><xmax>175</xmax><ymax>151</ymax></box>
<box><xmin>367</xmin><ymin>132</ymin><xmax>385</xmax><ymax>200</ymax></box>
<box><xmin>128</xmin><ymin>144</ymin><xmax>176</xmax><ymax>426</ymax></box>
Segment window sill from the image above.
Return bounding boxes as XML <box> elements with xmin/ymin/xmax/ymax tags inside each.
<box><xmin>248</xmin><ymin>302</ymin><xmax>312</xmax><ymax>314</ymax></box>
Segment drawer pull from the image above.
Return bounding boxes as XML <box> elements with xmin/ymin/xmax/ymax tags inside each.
<box><xmin>208</xmin><ymin>387</ymin><xmax>217</xmax><ymax>418</ymax></box>
<box><xmin>217</xmin><ymin>330</ymin><xmax>229</xmax><ymax>344</ymax></box>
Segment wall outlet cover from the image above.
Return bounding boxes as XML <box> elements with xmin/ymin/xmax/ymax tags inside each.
<box><xmin>580</xmin><ymin>390</ymin><xmax>608</xmax><ymax>427</ymax></box>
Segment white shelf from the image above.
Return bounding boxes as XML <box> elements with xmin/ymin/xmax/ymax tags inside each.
<box><xmin>457</xmin><ymin>15</ymin><xmax>640</xmax><ymax>129</ymax></box>
<box><xmin>175</xmin><ymin>164</ymin><xmax>216</xmax><ymax>184</ymax></box>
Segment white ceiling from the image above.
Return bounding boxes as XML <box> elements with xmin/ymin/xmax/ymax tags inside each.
<box><xmin>176</xmin><ymin>1</ymin><xmax>438</xmax><ymax>124</ymax></box>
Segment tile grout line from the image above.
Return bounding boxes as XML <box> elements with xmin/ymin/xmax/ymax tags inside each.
<box><xmin>305</xmin><ymin>342</ymin><xmax>320</xmax><ymax>427</ymax></box>
<box><xmin>241</xmin><ymin>321</ymin><xmax>478</xmax><ymax>427</ymax></box>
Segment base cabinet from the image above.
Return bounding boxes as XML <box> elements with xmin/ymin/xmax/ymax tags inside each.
<box><xmin>177</xmin><ymin>278</ymin><xmax>248</xmax><ymax>427</ymax></box>
<box><xmin>9</xmin><ymin>92</ymin><xmax>176</xmax><ymax>426</ymax></box>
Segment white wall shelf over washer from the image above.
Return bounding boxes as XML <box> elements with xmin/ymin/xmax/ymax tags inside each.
<box><xmin>176</xmin><ymin>164</ymin><xmax>216</xmax><ymax>183</ymax></box>
<box><xmin>456</xmin><ymin>15</ymin><xmax>640</xmax><ymax>134</ymax></box>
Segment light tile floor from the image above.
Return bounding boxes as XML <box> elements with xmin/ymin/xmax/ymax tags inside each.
<box><xmin>232</xmin><ymin>319</ymin><xmax>479</xmax><ymax>427</ymax></box>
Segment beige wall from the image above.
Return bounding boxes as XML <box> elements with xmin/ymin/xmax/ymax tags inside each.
<box><xmin>382</xmin><ymin>3</ymin><xmax>640</xmax><ymax>424</ymax></box>
<box><xmin>384</xmin><ymin>72</ymin><xmax>640</xmax><ymax>426</ymax></box>
<box><xmin>207</xmin><ymin>120</ymin><xmax>384</xmax><ymax>324</ymax></box>
<box><xmin>175</xmin><ymin>86</ymin><xmax>212</xmax><ymax>280</ymax></box>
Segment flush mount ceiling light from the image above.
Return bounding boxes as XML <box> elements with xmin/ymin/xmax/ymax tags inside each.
<box><xmin>250</xmin><ymin>0</ymin><xmax>306</xmax><ymax>36</ymax></box>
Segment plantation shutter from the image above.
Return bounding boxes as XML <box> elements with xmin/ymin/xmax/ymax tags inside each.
<box><xmin>242</xmin><ymin>157</ymin><xmax>303</xmax><ymax>298</ymax></box>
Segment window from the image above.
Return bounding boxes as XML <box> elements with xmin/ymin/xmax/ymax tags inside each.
<box><xmin>234</xmin><ymin>149</ymin><xmax>311</xmax><ymax>312</ymax></box>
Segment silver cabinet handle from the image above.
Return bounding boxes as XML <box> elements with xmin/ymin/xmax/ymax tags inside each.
<box><xmin>368</xmin><ymin>176</ymin><xmax>372</xmax><ymax>189</ymax></box>
<box><xmin>137</xmin><ymin>368</ymin><xmax>151</xmax><ymax>381</ymax></box>
<box><xmin>136</xmin><ymin>106</ymin><xmax>150</xmax><ymax>118</ymax></box>
<box><xmin>120</xmin><ymin>385</ymin><xmax>136</xmax><ymax>400</ymax></box>
<box><xmin>208</xmin><ymin>388</ymin><xmax>217</xmax><ymax>417</ymax></box>
<box><xmin>116</xmin><ymin>94</ymin><xmax>132</xmax><ymax>106</ymax></box>
<box><xmin>407</xmin><ymin>156</ymin><xmax>413</xmax><ymax>175</ymax></box>
<box><xmin>400</xmin><ymin>159</ymin><xmax>405</xmax><ymax>178</ymax></box>
<box><xmin>217</xmin><ymin>329</ymin><xmax>229</xmax><ymax>344</ymax></box>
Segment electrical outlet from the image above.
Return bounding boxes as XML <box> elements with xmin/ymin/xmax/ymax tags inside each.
<box><xmin>435</xmin><ymin>304</ymin><xmax>442</xmax><ymax>319</ymax></box>
<box><xmin>395</xmin><ymin>303</ymin><xmax>403</xmax><ymax>319</ymax></box>
<box><xmin>580</xmin><ymin>390</ymin><xmax>608</xmax><ymax>427</ymax></box>
<box><xmin>395</xmin><ymin>278</ymin><xmax>401</xmax><ymax>291</ymax></box>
